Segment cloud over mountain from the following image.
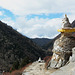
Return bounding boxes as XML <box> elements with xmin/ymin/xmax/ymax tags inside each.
<box><xmin>0</xmin><ymin>0</ymin><xmax>75</xmax><ymax>38</ymax></box>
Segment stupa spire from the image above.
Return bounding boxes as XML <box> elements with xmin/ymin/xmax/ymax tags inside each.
<box><xmin>62</xmin><ymin>14</ymin><xmax>71</xmax><ymax>29</ymax></box>
<box><xmin>58</xmin><ymin>14</ymin><xmax>75</xmax><ymax>32</ymax></box>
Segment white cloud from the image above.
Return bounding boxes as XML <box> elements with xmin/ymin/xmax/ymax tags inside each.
<box><xmin>1</xmin><ymin>14</ymin><xmax>75</xmax><ymax>38</ymax></box>
<box><xmin>15</xmin><ymin>16</ymin><xmax>62</xmax><ymax>38</ymax></box>
<box><xmin>68</xmin><ymin>13</ymin><xmax>75</xmax><ymax>23</ymax></box>
<box><xmin>0</xmin><ymin>0</ymin><xmax>75</xmax><ymax>38</ymax></box>
<box><xmin>1</xmin><ymin>17</ymin><xmax>16</xmax><ymax>28</ymax></box>
<box><xmin>1</xmin><ymin>16</ymin><xmax>61</xmax><ymax>38</ymax></box>
<box><xmin>0</xmin><ymin>0</ymin><xmax>75</xmax><ymax>15</ymax></box>
<box><xmin>0</xmin><ymin>11</ymin><xmax>3</xmax><ymax>16</ymax></box>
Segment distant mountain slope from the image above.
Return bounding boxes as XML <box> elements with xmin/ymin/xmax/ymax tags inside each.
<box><xmin>43</xmin><ymin>34</ymin><xmax>61</xmax><ymax>50</ymax></box>
<box><xmin>31</xmin><ymin>38</ymin><xmax>51</xmax><ymax>47</ymax></box>
<box><xmin>0</xmin><ymin>21</ymin><xmax>46</xmax><ymax>72</ymax></box>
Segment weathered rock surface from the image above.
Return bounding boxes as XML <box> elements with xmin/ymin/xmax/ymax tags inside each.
<box><xmin>69</xmin><ymin>47</ymin><xmax>75</xmax><ymax>62</ymax></box>
<box><xmin>47</xmin><ymin>34</ymin><xmax>75</xmax><ymax>69</ymax></box>
<box><xmin>47</xmin><ymin>15</ymin><xmax>75</xmax><ymax>69</ymax></box>
<box><xmin>50</xmin><ymin>47</ymin><xmax>75</xmax><ymax>75</ymax></box>
<box><xmin>50</xmin><ymin>62</ymin><xmax>75</xmax><ymax>75</ymax></box>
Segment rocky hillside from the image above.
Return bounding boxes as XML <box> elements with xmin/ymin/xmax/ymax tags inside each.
<box><xmin>0</xmin><ymin>21</ymin><xmax>46</xmax><ymax>72</ymax></box>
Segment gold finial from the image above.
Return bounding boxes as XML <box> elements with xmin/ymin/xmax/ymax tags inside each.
<box><xmin>65</xmin><ymin>14</ymin><xmax>67</xmax><ymax>17</ymax></box>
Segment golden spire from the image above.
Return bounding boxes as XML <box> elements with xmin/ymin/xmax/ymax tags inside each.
<box><xmin>65</xmin><ymin>14</ymin><xmax>67</xmax><ymax>17</ymax></box>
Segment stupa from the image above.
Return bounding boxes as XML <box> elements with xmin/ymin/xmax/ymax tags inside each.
<box><xmin>58</xmin><ymin>14</ymin><xmax>75</xmax><ymax>32</ymax></box>
<box><xmin>47</xmin><ymin>14</ymin><xmax>75</xmax><ymax>69</ymax></box>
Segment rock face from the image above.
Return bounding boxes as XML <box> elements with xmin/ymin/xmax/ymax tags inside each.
<box><xmin>50</xmin><ymin>47</ymin><xmax>75</xmax><ymax>75</ymax></box>
<box><xmin>47</xmin><ymin>34</ymin><xmax>75</xmax><ymax>69</ymax></box>
<box><xmin>50</xmin><ymin>62</ymin><xmax>75</xmax><ymax>75</ymax></box>
<box><xmin>69</xmin><ymin>47</ymin><xmax>75</xmax><ymax>62</ymax></box>
<box><xmin>47</xmin><ymin>15</ymin><xmax>75</xmax><ymax>69</ymax></box>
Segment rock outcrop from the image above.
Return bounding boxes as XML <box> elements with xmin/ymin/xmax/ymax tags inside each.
<box><xmin>47</xmin><ymin>15</ymin><xmax>75</xmax><ymax>69</ymax></box>
<box><xmin>50</xmin><ymin>48</ymin><xmax>75</xmax><ymax>75</ymax></box>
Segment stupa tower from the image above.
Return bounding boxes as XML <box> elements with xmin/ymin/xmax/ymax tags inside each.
<box><xmin>47</xmin><ymin>15</ymin><xmax>75</xmax><ymax>69</ymax></box>
<box><xmin>58</xmin><ymin>14</ymin><xmax>75</xmax><ymax>37</ymax></box>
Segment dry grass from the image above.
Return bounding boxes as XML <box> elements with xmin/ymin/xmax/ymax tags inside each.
<box><xmin>43</xmin><ymin>56</ymin><xmax>51</xmax><ymax>62</ymax></box>
<box><xmin>44</xmin><ymin>56</ymin><xmax>52</xmax><ymax>69</ymax></box>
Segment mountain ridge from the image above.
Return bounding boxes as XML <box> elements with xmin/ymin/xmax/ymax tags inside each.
<box><xmin>31</xmin><ymin>38</ymin><xmax>51</xmax><ymax>47</ymax></box>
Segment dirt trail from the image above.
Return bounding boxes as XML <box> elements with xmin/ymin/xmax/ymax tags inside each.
<box><xmin>22</xmin><ymin>61</ymin><xmax>56</xmax><ymax>75</ymax></box>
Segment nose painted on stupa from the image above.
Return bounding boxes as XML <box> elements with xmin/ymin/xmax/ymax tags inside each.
<box><xmin>58</xmin><ymin>14</ymin><xmax>75</xmax><ymax>32</ymax></box>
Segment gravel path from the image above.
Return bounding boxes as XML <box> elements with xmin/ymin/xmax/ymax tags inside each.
<box><xmin>22</xmin><ymin>61</ymin><xmax>56</xmax><ymax>75</ymax></box>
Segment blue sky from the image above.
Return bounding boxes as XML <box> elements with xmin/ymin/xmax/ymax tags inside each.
<box><xmin>0</xmin><ymin>7</ymin><xmax>16</xmax><ymax>20</ymax></box>
<box><xmin>0</xmin><ymin>0</ymin><xmax>75</xmax><ymax>38</ymax></box>
<box><xmin>0</xmin><ymin>7</ymin><xmax>63</xmax><ymax>20</ymax></box>
<box><xmin>26</xmin><ymin>13</ymin><xmax>63</xmax><ymax>20</ymax></box>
